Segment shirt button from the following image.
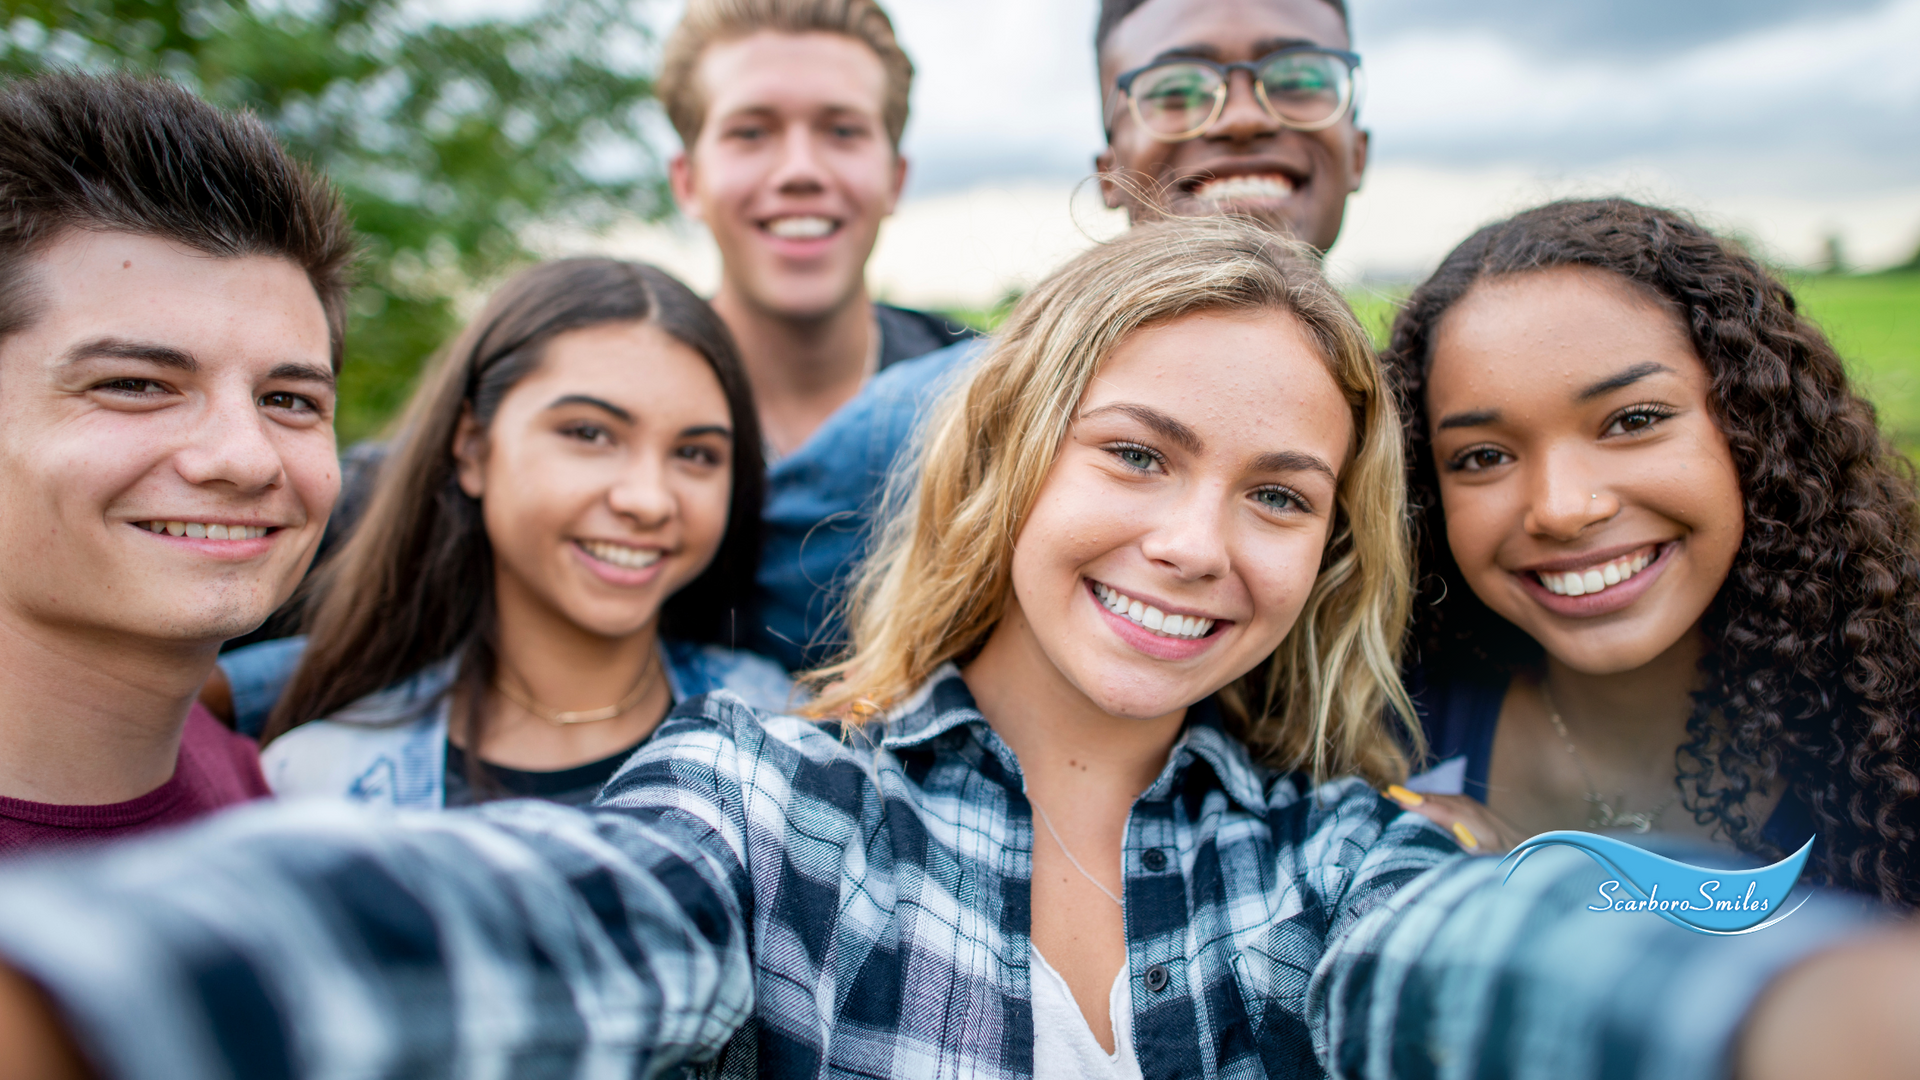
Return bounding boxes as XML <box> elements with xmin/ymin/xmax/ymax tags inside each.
<box><xmin>1141</xmin><ymin>848</ymin><xmax>1167</xmax><ymax>872</ymax></box>
<box><xmin>1144</xmin><ymin>964</ymin><xmax>1170</xmax><ymax>993</ymax></box>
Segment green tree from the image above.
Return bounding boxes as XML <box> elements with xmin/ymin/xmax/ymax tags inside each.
<box><xmin>2</xmin><ymin>0</ymin><xmax>665</xmax><ymax>441</ymax></box>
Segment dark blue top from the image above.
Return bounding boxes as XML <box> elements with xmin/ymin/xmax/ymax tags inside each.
<box><xmin>1407</xmin><ymin>666</ymin><xmax>1818</xmax><ymax>854</ymax></box>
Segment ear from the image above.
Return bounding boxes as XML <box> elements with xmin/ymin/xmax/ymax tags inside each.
<box><xmin>1349</xmin><ymin>128</ymin><xmax>1370</xmax><ymax>194</ymax></box>
<box><xmin>451</xmin><ymin>406</ymin><xmax>489</xmax><ymax>499</ymax></box>
<box><xmin>669</xmin><ymin>151</ymin><xmax>703</xmax><ymax>222</ymax></box>
<box><xmin>884</xmin><ymin>152</ymin><xmax>908</xmax><ymax>215</ymax></box>
<box><xmin>1095</xmin><ymin>147</ymin><xmax>1125</xmax><ymax>210</ymax></box>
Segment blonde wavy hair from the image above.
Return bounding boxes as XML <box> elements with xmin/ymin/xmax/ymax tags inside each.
<box><xmin>808</xmin><ymin>216</ymin><xmax>1419</xmax><ymax>786</ymax></box>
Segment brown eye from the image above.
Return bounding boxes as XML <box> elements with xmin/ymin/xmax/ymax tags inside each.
<box><xmin>1451</xmin><ymin>446</ymin><xmax>1512</xmax><ymax>472</ymax></box>
<box><xmin>1603</xmin><ymin>405</ymin><xmax>1676</xmax><ymax>438</ymax></box>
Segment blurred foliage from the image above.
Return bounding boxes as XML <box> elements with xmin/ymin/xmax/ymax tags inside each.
<box><xmin>1</xmin><ymin>0</ymin><xmax>666</xmax><ymax>442</ymax></box>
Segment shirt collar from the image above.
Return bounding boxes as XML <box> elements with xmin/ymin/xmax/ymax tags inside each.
<box><xmin>877</xmin><ymin>665</ymin><xmax>1273</xmax><ymax>814</ymax></box>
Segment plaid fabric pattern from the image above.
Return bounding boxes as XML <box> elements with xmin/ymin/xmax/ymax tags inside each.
<box><xmin>0</xmin><ymin>666</ymin><xmax>1873</xmax><ymax>1080</ymax></box>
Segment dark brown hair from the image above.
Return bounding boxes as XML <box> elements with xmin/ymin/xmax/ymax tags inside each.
<box><xmin>0</xmin><ymin>72</ymin><xmax>354</xmax><ymax>366</ymax></box>
<box><xmin>262</xmin><ymin>259</ymin><xmax>764</xmax><ymax>763</ymax></box>
<box><xmin>1385</xmin><ymin>198</ymin><xmax>1920</xmax><ymax>904</ymax></box>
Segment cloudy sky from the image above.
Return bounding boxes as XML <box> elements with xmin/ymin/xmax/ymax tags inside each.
<box><xmin>598</xmin><ymin>0</ymin><xmax>1920</xmax><ymax>303</ymax></box>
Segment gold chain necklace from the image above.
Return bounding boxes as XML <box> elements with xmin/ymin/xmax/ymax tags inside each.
<box><xmin>494</xmin><ymin>650</ymin><xmax>661</xmax><ymax>727</ymax></box>
<box><xmin>1538</xmin><ymin>682</ymin><xmax>1677</xmax><ymax>833</ymax></box>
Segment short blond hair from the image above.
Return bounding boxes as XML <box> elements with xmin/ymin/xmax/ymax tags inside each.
<box><xmin>657</xmin><ymin>0</ymin><xmax>914</xmax><ymax>151</ymax></box>
<box><xmin>808</xmin><ymin>217</ymin><xmax>1421</xmax><ymax>787</ymax></box>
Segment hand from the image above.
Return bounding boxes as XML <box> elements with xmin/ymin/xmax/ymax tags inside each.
<box><xmin>0</xmin><ymin>964</ymin><xmax>91</xmax><ymax>1080</ymax></box>
<box><xmin>1737</xmin><ymin>929</ymin><xmax>1920</xmax><ymax>1080</ymax></box>
<box><xmin>1384</xmin><ymin>787</ymin><xmax>1527</xmax><ymax>855</ymax></box>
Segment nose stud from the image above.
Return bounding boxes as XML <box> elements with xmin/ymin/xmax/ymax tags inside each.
<box><xmin>1591</xmin><ymin>493</ymin><xmax>1599</xmax><ymax>499</ymax></box>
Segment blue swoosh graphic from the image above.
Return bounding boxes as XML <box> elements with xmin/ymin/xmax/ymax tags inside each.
<box><xmin>1496</xmin><ymin>831</ymin><xmax>1814</xmax><ymax>935</ymax></box>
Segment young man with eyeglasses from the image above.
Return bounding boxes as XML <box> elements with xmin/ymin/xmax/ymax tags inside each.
<box><xmin>1095</xmin><ymin>0</ymin><xmax>1367</xmax><ymax>253</ymax></box>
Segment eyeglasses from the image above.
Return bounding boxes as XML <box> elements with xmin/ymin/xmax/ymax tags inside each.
<box><xmin>1113</xmin><ymin>46</ymin><xmax>1362</xmax><ymax>141</ymax></box>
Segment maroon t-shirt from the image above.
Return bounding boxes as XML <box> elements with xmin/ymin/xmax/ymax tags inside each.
<box><xmin>0</xmin><ymin>703</ymin><xmax>270</xmax><ymax>856</ymax></box>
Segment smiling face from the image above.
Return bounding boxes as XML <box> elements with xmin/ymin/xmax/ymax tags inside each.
<box><xmin>1096</xmin><ymin>0</ymin><xmax>1367</xmax><ymax>251</ymax></box>
<box><xmin>1424</xmin><ymin>267</ymin><xmax>1745</xmax><ymax>674</ymax></box>
<box><xmin>997</xmin><ymin>308</ymin><xmax>1353</xmax><ymax>721</ymax></box>
<box><xmin>454</xmin><ymin>320</ymin><xmax>734</xmax><ymax>644</ymax></box>
<box><xmin>669</xmin><ymin>31</ymin><xmax>906</xmax><ymax>324</ymax></box>
<box><xmin>0</xmin><ymin>230</ymin><xmax>339</xmax><ymax>649</ymax></box>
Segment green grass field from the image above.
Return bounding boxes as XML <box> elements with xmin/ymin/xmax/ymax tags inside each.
<box><xmin>1345</xmin><ymin>269</ymin><xmax>1920</xmax><ymax>454</ymax></box>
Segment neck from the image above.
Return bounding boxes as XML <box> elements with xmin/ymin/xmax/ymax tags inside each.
<box><xmin>475</xmin><ymin>569</ymin><xmax>672</xmax><ymax>768</ymax></box>
<box><xmin>0</xmin><ymin>609</ymin><xmax>212</xmax><ymax>805</ymax></box>
<box><xmin>962</xmin><ymin>606</ymin><xmax>1183</xmax><ymax>809</ymax></box>
<box><xmin>1542</xmin><ymin>629</ymin><xmax>1704</xmax><ymax>771</ymax></box>
<box><xmin>711</xmin><ymin>281</ymin><xmax>878</xmax><ymax>457</ymax></box>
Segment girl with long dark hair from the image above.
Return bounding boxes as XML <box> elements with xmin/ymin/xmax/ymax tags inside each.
<box><xmin>1381</xmin><ymin>198</ymin><xmax>1920</xmax><ymax>905</ymax></box>
<box><xmin>259</xmin><ymin>258</ymin><xmax>788</xmax><ymax>807</ymax></box>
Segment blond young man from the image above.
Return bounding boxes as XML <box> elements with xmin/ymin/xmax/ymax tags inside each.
<box><xmin>656</xmin><ymin>0</ymin><xmax>975</xmax><ymax>669</ymax></box>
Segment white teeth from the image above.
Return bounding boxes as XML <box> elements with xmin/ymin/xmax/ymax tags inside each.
<box><xmin>1194</xmin><ymin>174</ymin><xmax>1295</xmax><ymax>203</ymax></box>
<box><xmin>766</xmin><ymin>215</ymin><xmax>835</xmax><ymax>239</ymax></box>
<box><xmin>581</xmin><ymin>540</ymin><xmax>662</xmax><ymax>570</ymax></box>
<box><xmin>142</xmin><ymin>521</ymin><xmax>268</xmax><ymax>539</ymax></box>
<box><xmin>1091</xmin><ymin>582</ymin><xmax>1215</xmax><ymax>640</ymax></box>
<box><xmin>1537</xmin><ymin>549</ymin><xmax>1656</xmax><ymax>598</ymax></box>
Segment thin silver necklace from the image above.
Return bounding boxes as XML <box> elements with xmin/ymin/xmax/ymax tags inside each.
<box><xmin>1030</xmin><ymin>797</ymin><xmax>1123</xmax><ymax>908</ymax></box>
<box><xmin>1538</xmin><ymin>682</ymin><xmax>1677</xmax><ymax>833</ymax></box>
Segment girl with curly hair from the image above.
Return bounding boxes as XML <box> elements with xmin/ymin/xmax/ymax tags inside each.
<box><xmin>1380</xmin><ymin>198</ymin><xmax>1920</xmax><ymax>905</ymax></box>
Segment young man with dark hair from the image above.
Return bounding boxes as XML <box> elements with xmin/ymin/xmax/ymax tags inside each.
<box><xmin>1095</xmin><ymin>0</ymin><xmax>1366</xmax><ymax>253</ymax></box>
<box><xmin>0</xmin><ymin>72</ymin><xmax>353</xmax><ymax>852</ymax></box>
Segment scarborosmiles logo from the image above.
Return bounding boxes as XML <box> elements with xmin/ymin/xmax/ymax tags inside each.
<box><xmin>1496</xmin><ymin>831</ymin><xmax>1815</xmax><ymax>935</ymax></box>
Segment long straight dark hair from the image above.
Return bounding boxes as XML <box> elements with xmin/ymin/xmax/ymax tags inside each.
<box><xmin>262</xmin><ymin>258</ymin><xmax>763</xmax><ymax>750</ymax></box>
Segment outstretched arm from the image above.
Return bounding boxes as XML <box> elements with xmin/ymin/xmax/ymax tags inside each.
<box><xmin>1313</xmin><ymin>849</ymin><xmax>1894</xmax><ymax>1079</ymax></box>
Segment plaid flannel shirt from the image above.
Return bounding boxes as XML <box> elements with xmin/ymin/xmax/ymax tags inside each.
<box><xmin>0</xmin><ymin>666</ymin><xmax>1873</xmax><ymax>1079</ymax></box>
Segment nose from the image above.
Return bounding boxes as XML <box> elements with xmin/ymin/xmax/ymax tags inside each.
<box><xmin>1522</xmin><ymin>448</ymin><xmax>1618</xmax><ymax>540</ymax></box>
<box><xmin>1138</xmin><ymin>483</ymin><xmax>1233</xmax><ymax>581</ymax></box>
<box><xmin>769</xmin><ymin>120</ymin><xmax>828</xmax><ymax>194</ymax></box>
<box><xmin>1206</xmin><ymin>69</ymin><xmax>1280</xmax><ymax>142</ymax></box>
<box><xmin>607</xmin><ymin>451</ymin><xmax>675</xmax><ymax>528</ymax></box>
<box><xmin>173</xmin><ymin>385</ymin><xmax>286</xmax><ymax>493</ymax></box>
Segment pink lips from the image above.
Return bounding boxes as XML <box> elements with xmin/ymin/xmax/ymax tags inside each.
<box><xmin>1086</xmin><ymin>579</ymin><xmax>1226</xmax><ymax>662</ymax></box>
<box><xmin>1518</xmin><ymin>541</ymin><xmax>1676</xmax><ymax>618</ymax></box>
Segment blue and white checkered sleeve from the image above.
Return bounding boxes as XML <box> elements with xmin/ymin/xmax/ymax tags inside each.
<box><xmin>0</xmin><ymin>698</ymin><xmax>767</xmax><ymax>1080</ymax></box>
<box><xmin>1310</xmin><ymin>847</ymin><xmax>1883</xmax><ymax>1080</ymax></box>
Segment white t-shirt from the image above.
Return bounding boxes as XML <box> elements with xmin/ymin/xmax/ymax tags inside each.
<box><xmin>1030</xmin><ymin>945</ymin><xmax>1143</xmax><ymax>1080</ymax></box>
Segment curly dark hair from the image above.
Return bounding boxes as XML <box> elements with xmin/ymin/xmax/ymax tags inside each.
<box><xmin>1384</xmin><ymin>198</ymin><xmax>1920</xmax><ymax>905</ymax></box>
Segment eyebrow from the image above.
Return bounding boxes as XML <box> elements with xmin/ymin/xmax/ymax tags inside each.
<box><xmin>1251</xmin><ymin>449</ymin><xmax>1337</xmax><ymax>483</ymax></box>
<box><xmin>681</xmin><ymin>424</ymin><xmax>733</xmax><ymax>441</ymax></box>
<box><xmin>268</xmin><ymin>362</ymin><xmax>336</xmax><ymax>388</ymax></box>
<box><xmin>1576</xmin><ymin>361</ymin><xmax>1674</xmax><ymax>402</ymax></box>
<box><xmin>1080</xmin><ymin>402</ymin><xmax>1203</xmax><ymax>455</ymax></box>
<box><xmin>547</xmin><ymin>394</ymin><xmax>633</xmax><ymax>423</ymax></box>
<box><xmin>1150</xmin><ymin>37</ymin><xmax>1317</xmax><ymax>64</ymax></box>
<box><xmin>1437</xmin><ymin>408</ymin><xmax>1501</xmax><ymax>431</ymax></box>
<box><xmin>61</xmin><ymin>338</ymin><xmax>197</xmax><ymax>371</ymax></box>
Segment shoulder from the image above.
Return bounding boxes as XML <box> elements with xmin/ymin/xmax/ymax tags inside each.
<box><xmin>175</xmin><ymin>704</ymin><xmax>270</xmax><ymax>804</ymax></box>
<box><xmin>599</xmin><ymin>690</ymin><xmax>879</xmax><ymax>824</ymax></box>
<box><xmin>874</xmin><ymin>302</ymin><xmax>978</xmax><ymax>369</ymax></box>
<box><xmin>662</xmin><ymin>640</ymin><xmax>795</xmax><ymax>716</ymax></box>
<box><xmin>259</xmin><ymin>663</ymin><xmax>455</xmax><ymax>807</ymax></box>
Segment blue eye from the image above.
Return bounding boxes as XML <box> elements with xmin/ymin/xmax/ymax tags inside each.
<box><xmin>1109</xmin><ymin>444</ymin><xmax>1162</xmax><ymax>471</ymax></box>
<box><xmin>1253</xmin><ymin>487</ymin><xmax>1304</xmax><ymax>513</ymax></box>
